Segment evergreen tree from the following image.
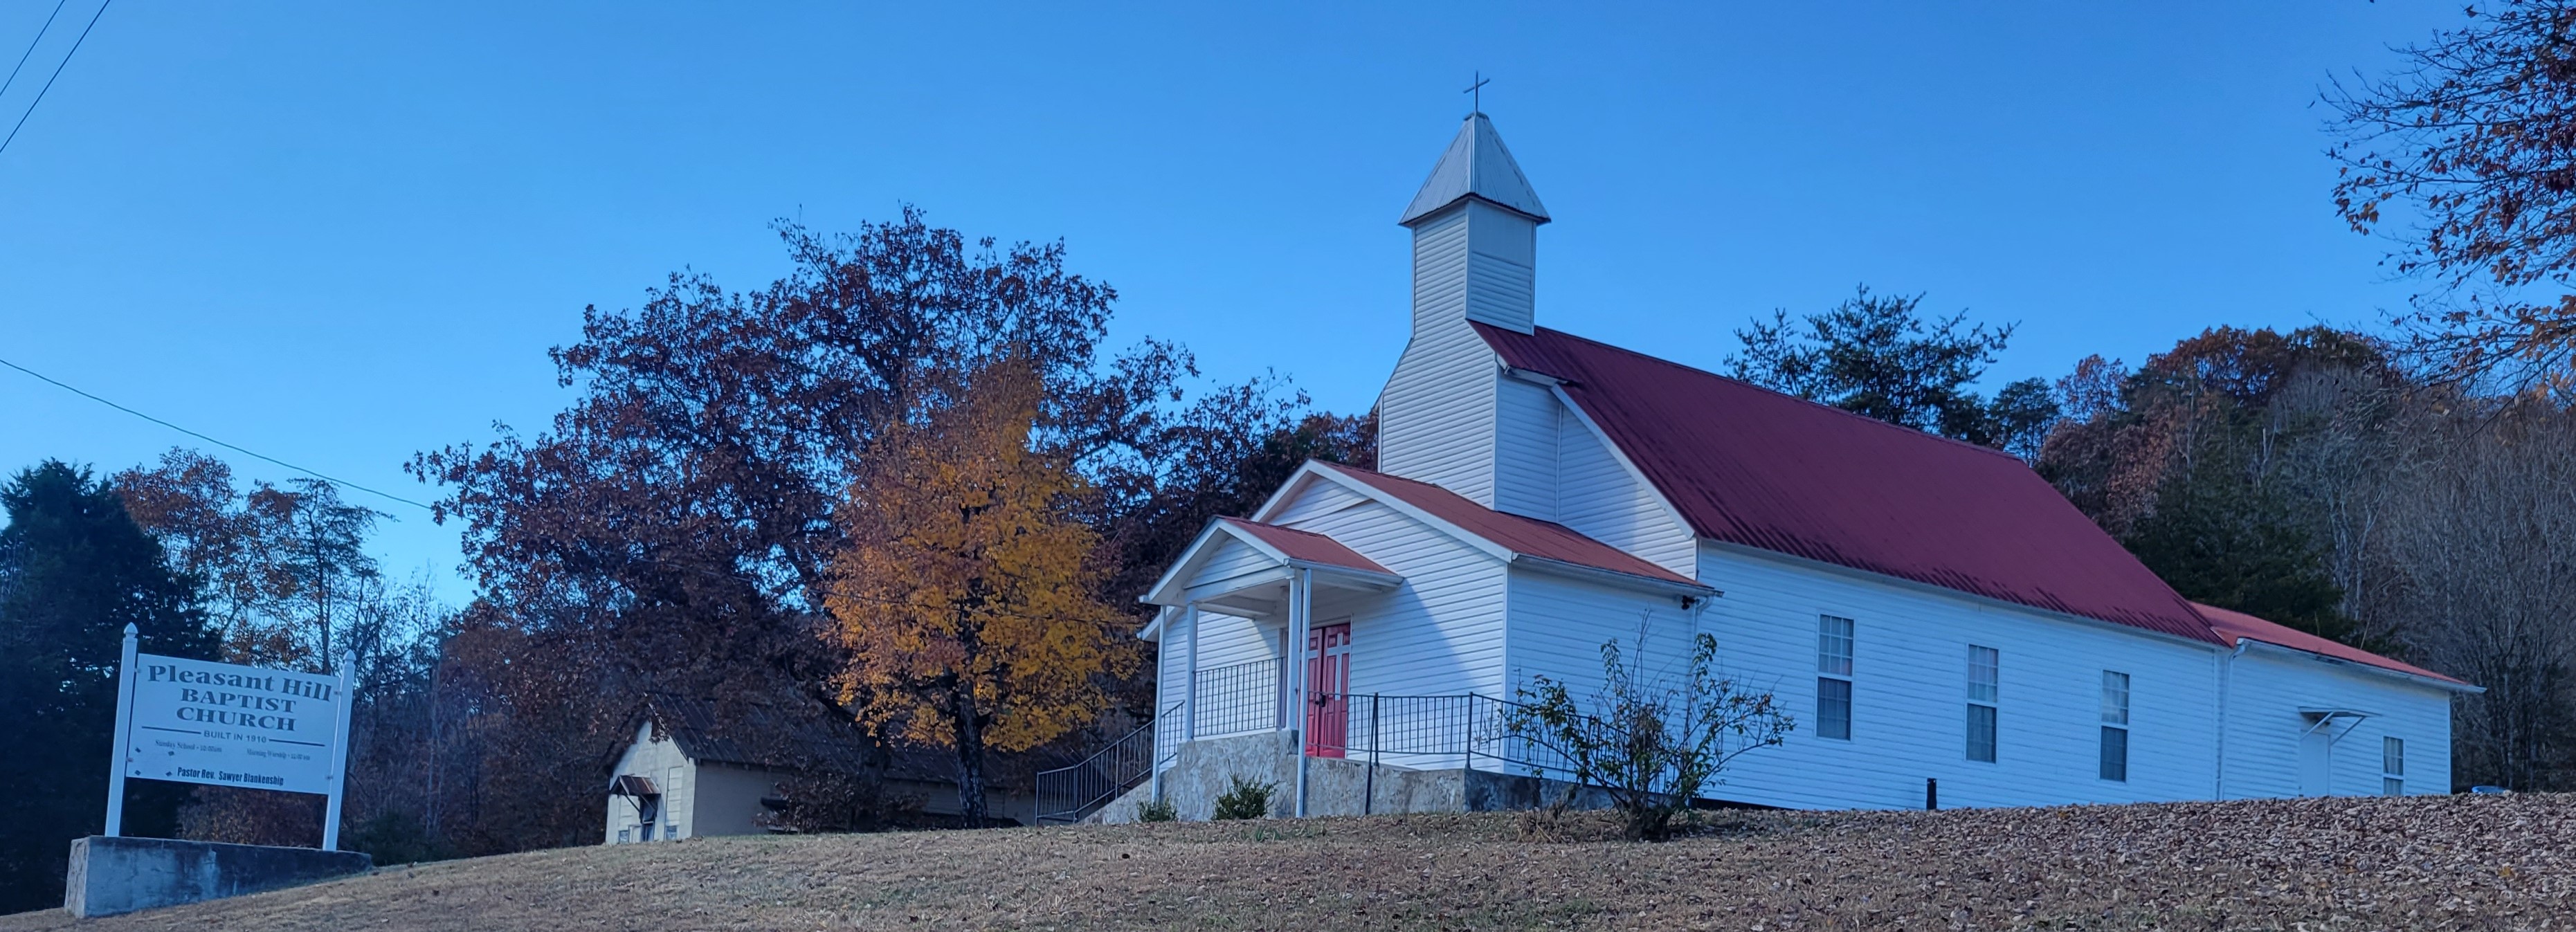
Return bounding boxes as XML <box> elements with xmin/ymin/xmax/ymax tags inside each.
<box><xmin>1730</xmin><ymin>285</ymin><xmax>2058</xmax><ymax>459</ymax></box>
<box><xmin>2120</xmin><ymin>449</ymin><xmax>2357</xmax><ymax>644</ymax></box>
<box><xmin>0</xmin><ymin>461</ymin><xmax>217</xmax><ymax>913</ymax></box>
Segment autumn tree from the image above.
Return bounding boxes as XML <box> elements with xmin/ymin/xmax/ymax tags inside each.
<box><xmin>2038</xmin><ymin>327</ymin><xmax>2401</xmax><ymax>643</ymax></box>
<box><xmin>1730</xmin><ymin>285</ymin><xmax>2059</xmax><ymax>459</ymax></box>
<box><xmin>115</xmin><ymin>449</ymin><xmax>386</xmax><ymax>670</ymax></box>
<box><xmin>826</xmin><ymin>360</ymin><xmax>1136</xmax><ymax>825</ymax></box>
<box><xmin>408</xmin><ymin>208</ymin><xmax>1361</xmax><ymax>846</ymax></box>
<box><xmin>2328</xmin><ymin>0</ymin><xmax>2576</xmax><ymax>394</ymax></box>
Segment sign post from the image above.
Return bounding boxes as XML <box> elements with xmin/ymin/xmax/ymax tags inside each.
<box><xmin>71</xmin><ymin>639</ymin><xmax>372</xmax><ymax>917</ymax></box>
<box><xmin>102</xmin><ymin>640</ymin><xmax>358</xmax><ymax>850</ymax></box>
<box><xmin>320</xmin><ymin>651</ymin><xmax>356</xmax><ymax>851</ymax></box>
<box><xmin>102</xmin><ymin>624</ymin><xmax>139</xmax><ymax>837</ymax></box>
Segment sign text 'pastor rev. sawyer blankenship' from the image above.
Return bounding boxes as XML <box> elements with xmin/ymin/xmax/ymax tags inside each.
<box><xmin>124</xmin><ymin>653</ymin><xmax>345</xmax><ymax>795</ymax></box>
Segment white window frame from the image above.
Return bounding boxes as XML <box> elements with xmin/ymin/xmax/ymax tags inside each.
<box><xmin>2383</xmin><ymin>736</ymin><xmax>2405</xmax><ymax>796</ymax></box>
<box><xmin>1816</xmin><ymin>615</ymin><xmax>1854</xmax><ymax>740</ymax></box>
<box><xmin>1966</xmin><ymin>645</ymin><xmax>1999</xmax><ymax>762</ymax></box>
<box><xmin>2098</xmin><ymin>670</ymin><xmax>2130</xmax><ymax>782</ymax></box>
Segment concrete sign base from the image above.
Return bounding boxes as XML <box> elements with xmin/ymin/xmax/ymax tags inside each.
<box><xmin>64</xmin><ymin>835</ymin><xmax>372</xmax><ymax>917</ymax></box>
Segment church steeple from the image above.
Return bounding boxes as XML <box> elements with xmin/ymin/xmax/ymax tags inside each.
<box><xmin>1397</xmin><ymin>112</ymin><xmax>1550</xmax><ymax>227</ymax></box>
<box><xmin>1397</xmin><ymin>111</ymin><xmax>1545</xmax><ymax>338</ymax></box>
<box><xmin>1375</xmin><ymin>109</ymin><xmax>1551</xmax><ymax>506</ymax></box>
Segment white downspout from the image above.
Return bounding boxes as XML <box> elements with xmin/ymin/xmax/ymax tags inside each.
<box><xmin>1183</xmin><ymin>603</ymin><xmax>1201</xmax><ymax>743</ymax></box>
<box><xmin>2215</xmin><ymin>640</ymin><xmax>2244</xmax><ymax>801</ymax></box>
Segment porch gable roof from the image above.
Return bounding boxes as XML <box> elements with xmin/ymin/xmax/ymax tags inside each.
<box><xmin>1138</xmin><ymin>514</ymin><xmax>1406</xmax><ymax>624</ymax></box>
<box><xmin>1253</xmin><ymin>461</ymin><xmax>1712</xmax><ymax>594</ymax></box>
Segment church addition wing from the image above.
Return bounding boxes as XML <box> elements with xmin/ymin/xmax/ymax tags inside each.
<box><xmin>1475</xmin><ymin>322</ymin><xmax>2227</xmax><ymax>646</ymax></box>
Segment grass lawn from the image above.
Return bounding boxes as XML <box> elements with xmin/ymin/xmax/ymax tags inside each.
<box><xmin>3</xmin><ymin>793</ymin><xmax>2567</xmax><ymax>931</ymax></box>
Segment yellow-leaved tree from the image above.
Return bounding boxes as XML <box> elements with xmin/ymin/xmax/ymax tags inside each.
<box><xmin>824</xmin><ymin>358</ymin><xmax>1134</xmax><ymax>825</ymax></box>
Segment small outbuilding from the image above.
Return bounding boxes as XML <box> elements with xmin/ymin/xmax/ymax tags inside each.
<box><xmin>604</xmin><ymin>692</ymin><xmax>1033</xmax><ymax>843</ymax></box>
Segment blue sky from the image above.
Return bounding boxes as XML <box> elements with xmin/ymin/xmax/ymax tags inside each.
<box><xmin>0</xmin><ymin>2</ymin><xmax>2462</xmax><ymax>602</ymax></box>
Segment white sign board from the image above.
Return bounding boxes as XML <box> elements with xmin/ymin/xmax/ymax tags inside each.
<box><xmin>120</xmin><ymin>652</ymin><xmax>347</xmax><ymax>794</ymax></box>
<box><xmin>105</xmin><ymin>625</ymin><xmax>357</xmax><ymax>849</ymax></box>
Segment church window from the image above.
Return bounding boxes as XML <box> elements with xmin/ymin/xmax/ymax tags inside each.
<box><xmin>2098</xmin><ymin>670</ymin><xmax>2130</xmax><ymax>781</ymax></box>
<box><xmin>2383</xmin><ymin>737</ymin><xmax>2405</xmax><ymax>796</ymax></box>
<box><xmin>1816</xmin><ymin>616</ymin><xmax>1853</xmax><ymax>740</ymax></box>
<box><xmin>1966</xmin><ymin>646</ymin><xmax>1999</xmax><ymax>762</ymax></box>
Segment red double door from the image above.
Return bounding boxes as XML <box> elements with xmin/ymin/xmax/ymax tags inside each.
<box><xmin>1305</xmin><ymin>623</ymin><xmax>1352</xmax><ymax>758</ymax></box>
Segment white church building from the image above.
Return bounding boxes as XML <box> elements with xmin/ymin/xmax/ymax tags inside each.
<box><xmin>1082</xmin><ymin>111</ymin><xmax>2478</xmax><ymax>823</ymax></box>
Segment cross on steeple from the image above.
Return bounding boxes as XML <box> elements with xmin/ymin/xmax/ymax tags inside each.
<box><xmin>1465</xmin><ymin>71</ymin><xmax>1490</xmax><ymax>116</ymax></box>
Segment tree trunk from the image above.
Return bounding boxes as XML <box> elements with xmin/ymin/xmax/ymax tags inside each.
<box><xmin>950</xmin><ymin>685</ymin><xmax>988</xmax><ymax>827</ymax></box>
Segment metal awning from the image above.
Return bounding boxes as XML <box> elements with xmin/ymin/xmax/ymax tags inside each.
<box><xmin>2298</xmin><ymin>706</ymin><xmax>2375</xmax><ymax>739</ymax></box>
<box><xmin>608</xmin><ymin>774</ymin><xmax>660</xmax><ymax>797</ymax></box>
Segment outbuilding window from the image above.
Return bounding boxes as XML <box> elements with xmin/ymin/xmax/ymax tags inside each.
<box><xmin>1966</xmin><ymin>646</ymin><xmax>1999</xmax><ymax>762</ymax></box>
<box><xmin>2383</xmin><ymin>737</ymin><xmax>2405</xmax><ymax>796</ymax></box>
<box><xmin>1817</xmin><ymin>615</ymin><xmax>1854</xmax><ymax>740</ymax></box>
<box><xmin>2099</xmin><ymin>670</ymin><xmax>2130</xmax><ymax>782</ymax></box>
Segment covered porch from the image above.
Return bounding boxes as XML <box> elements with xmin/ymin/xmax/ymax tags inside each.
<box><xmin>1116</xmin><ymin>518</ymin><xmax>1563</xmax><ymax>820</ymax></box>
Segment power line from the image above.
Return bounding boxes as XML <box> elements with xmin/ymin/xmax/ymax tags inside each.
<box><xmin>0</xmin><ymin>0</ymin><xmax>71</xmax><ymax>101</ymax></box>
<box><xmin>0</xmin><ymin>0</ymin><xmax>109</xmax><ymax>158</ymax></box>
<box><xmin>0</xmin><ymin>354</ymin><xmax>435</xmax><ymax>511</ymax></box>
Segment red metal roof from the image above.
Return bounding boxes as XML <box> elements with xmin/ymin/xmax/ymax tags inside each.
<box><xmin>1216</xmin><ymin>517</ymin><xmax>1395</xmax><ymax>576</ymax></box>
<box><xmin>1476</xmin><ymin>323</ymin><xmax>2226</xmax><ymax>645</ymax></box>
<box><xmin>2193</xmin><ymin>603</ymin><xmax>2467</xmax><ymax>686</ymax></box>
<box><xmin>1312</xmin><ymin>461</ymin><xmax>1704</xmax><ymax>588</ymax></box>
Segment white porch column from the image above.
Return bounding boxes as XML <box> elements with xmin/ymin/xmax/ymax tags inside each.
<box><xmin>1182</xmin><ymin>603</ymin><xmax>1201</xmax><ymax>742</ymax></box>
<box><xmin>1289</xmin><ymin>568</ymin><xmax>1313</xmax><ymax>819</ymax></box>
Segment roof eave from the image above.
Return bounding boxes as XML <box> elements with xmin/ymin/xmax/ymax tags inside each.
<box><xmin>2239</xmin><ymin>639</ymin><xmax>2483</xmax><ymax>694</ymax></box>
<box><xmin>1698</xmin><ymin>538</ymin><xmax>2231</xmax><ymax>649</ymax></box>
<box><xmin>1399</xmin><ymin>192</ymin><xmax>1551</xmax><ymax>228</ymax></box>
<box><xmin>1511</xmin><ymin>554</ymin><xmax>1715</xmax><ymax>599</ymax></box>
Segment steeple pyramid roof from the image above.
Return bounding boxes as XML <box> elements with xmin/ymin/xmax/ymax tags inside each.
<box><xmin>1397</xmin><ymin>112</ymin><xmax>1550</xmax><ymax>226</ymax></box>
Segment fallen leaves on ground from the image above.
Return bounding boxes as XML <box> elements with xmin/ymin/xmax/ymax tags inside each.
<box><xmin>4</xmin><ymin>793</ymin><xmax>2570</xmax><ymax>931</ymax></box>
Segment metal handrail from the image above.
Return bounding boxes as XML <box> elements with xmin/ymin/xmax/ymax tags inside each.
<box><xmin>1190</xmin><ymin>657</ymin><xmax>1280</xmax><ymax>736</ymax></box>
<box><xmin>1034</xmin><ymin>702</ymin><xmax>1180</xmax><ymax>824</ymax></box>
<box><xmin>1301</xmin><ymin>691</ymin><xmax>1578</xmax><ymax>779</ymax></box>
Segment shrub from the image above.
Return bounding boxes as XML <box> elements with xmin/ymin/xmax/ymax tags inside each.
<box><xmin>1503</xmin><ymin>631</ymin><xmax>1792</xmax><ymax>841</ymax></box>
<box><xmin>1212</xmin><ymin>775</ymin><xmax>1278</xmax><ymax>820</ymax></box>
<box><xmin>1134</xmin><ymin>797</ymin><xmax>1178</xmax><ymax>823</ymax></box>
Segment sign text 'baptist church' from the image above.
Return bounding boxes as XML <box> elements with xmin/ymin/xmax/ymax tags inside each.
<box><xmin>122</xmin><ymin>652</ymin><xmax>350</xmax><ymax>796</ymax></box>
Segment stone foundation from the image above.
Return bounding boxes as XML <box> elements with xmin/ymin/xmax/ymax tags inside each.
<box><xmin>1094</xmin><ymin>732</ymin><xmax>1607</xmax><ymax>823</ymax></box>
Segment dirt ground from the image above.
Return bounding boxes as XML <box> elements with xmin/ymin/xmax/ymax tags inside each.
<box><xmin>4</xmin><ymin>793</ymin><xmax>2570</xmax><ymax>931</ymax></box>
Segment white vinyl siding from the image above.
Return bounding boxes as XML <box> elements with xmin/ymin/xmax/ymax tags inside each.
<box><xmin>1505</xmin><ymin>569</ymin><xmax>1697</xmax><ymax>724</ymax></box>
<box><xmin>2217</xmin><ymin>645</ymin><xmax>2453</xmax><ymax>799</ymax></box>
<box><xmin>604</xmin><ymin>722</ymin><xmax>694</xmax><ymax>845</ymax></box>
<box><xmin>1378</xmin><ymin>206</ymin><xmax>1502</xmax><ymax>504</ymax></box>
<box><xmin>1189</xmin><ymin>536</ymin><xmax>1280</xmax><ymax>592</ymax></box>
<box><xmin>1552</xmin><ymin>405</ymin><xmax>1696</xmax><ymax>577</ymax></box>
<box><xmin>1266</xmin><ymin>479</ymin><xmax>1369</xmax><ymax>527</ymax></box>
<box><xmin>1458</xmin><ymin>201</ymin><xmax>1537</xmax><ymax>333</ymax></box>
<box><xmin>1492</xmin><ymin>378</ymin><xmax>1561</xmax><ymax>521</ymax></box>
<box><xmin>1694</xmin><ymin>542</ymin><xmax>2225</xmax><ymax>810</ymax></box>
<box><xmin>1163</xmin><ymin>477</ymin><xmax>1512</xmax><ymax>776</ymax></box>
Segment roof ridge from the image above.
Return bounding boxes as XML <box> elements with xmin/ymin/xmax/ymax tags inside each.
<box><xmin>1515</xmin><ymin>325</ymin><xmax>2030</xmax><ymax>464</ymax></box>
